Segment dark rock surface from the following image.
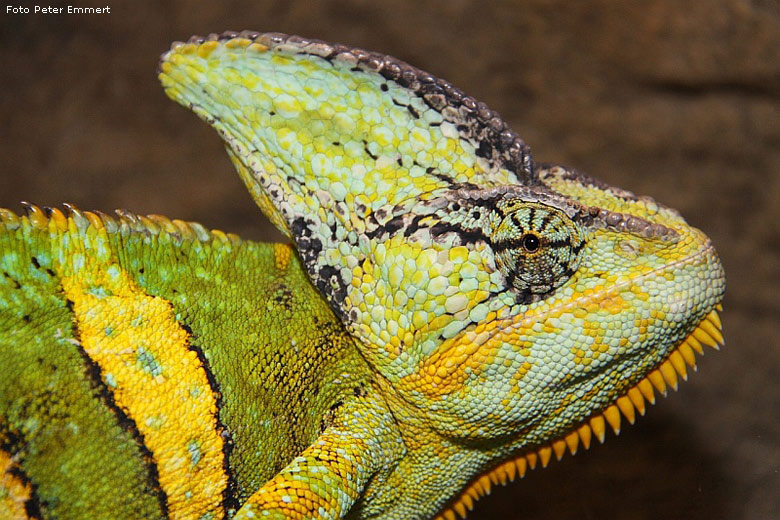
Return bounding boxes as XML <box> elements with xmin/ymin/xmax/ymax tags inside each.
<box><xmin>1</xmin><ymin>1</ymin><xmax>777</xmax><ymax>518</ymax></box>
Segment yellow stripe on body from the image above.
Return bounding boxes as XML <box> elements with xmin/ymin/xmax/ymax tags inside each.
<box><xmin>1</xmin><ymin>449</ymin><xmax>34</xmax><ymax>520</ymax></box>
<box><xmin>60</xmin><ymin>257</ymin><xmax>227</xmax><ymax>519</ymax></box>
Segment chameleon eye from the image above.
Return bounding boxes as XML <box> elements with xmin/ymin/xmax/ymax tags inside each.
<box><xmin>491</xmin><ymin>202</ymin><xmax>585</xmax><ymax>295</ymax></box>
<box><xmin>521</xmin><ymin>233</ymin><xmax>540</xmax><ymax>253</ymax></box>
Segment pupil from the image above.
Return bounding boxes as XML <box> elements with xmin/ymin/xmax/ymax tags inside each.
<box><xmin>522</xmin><ymin>233</ymin><xmax>540</xmax><ymax>252</ymax></box>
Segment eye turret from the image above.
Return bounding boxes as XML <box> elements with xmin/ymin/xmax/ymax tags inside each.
<box><xmin>491</xmin><ymin>202</ymin><xmax>585</xmax><ymax>295</ymax></box>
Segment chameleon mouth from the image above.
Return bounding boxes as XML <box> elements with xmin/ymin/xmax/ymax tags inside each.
<box><xmin>434</xmin><ymin>305</ymin><xmax>724</xmax><ymax>520</ymax></box>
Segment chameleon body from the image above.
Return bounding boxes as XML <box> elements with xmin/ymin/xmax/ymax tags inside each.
<box><xmin>0</xmin><ymin>31</ymin><xmax>725</xmax><ymax>519</ymax></box>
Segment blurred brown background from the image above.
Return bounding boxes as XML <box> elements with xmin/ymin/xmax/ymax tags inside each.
<box><xmin>1</xmin><ymin>1</ymin><xmax>778</xmax><ymax>518</ymax></box>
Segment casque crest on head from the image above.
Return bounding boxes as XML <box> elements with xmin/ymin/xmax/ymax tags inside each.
<box><xmin>159</xmin><ymin>31</ymin><xmax>687</xmax><ymax>388</ymax></box>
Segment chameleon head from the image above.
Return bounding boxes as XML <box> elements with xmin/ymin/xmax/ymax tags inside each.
<box><xmin>416</xmin><ymin>168</ymin><xmax>726</xmax><ymax>444</ymax></box>
<box><xmin>351</xmin><ymin>175</ymin><xmax>725</xmax><ymax>443</ymax></box>
<box><xmin>159</xmin><ymin>33</ymin><xmax>725</xmax><ymax>445</ymax></box>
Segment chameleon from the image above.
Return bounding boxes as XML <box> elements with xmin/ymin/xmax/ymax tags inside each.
<box><xmin>0</xmin><ymin>31</ymin><xmax>726</xmax><ymax>520</ymax></box>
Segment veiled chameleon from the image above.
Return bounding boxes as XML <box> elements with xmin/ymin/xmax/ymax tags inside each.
<box><xmin>0</xmin><ymin>31</ymin><xmax>725</xmax><ymax>519</ymax></box>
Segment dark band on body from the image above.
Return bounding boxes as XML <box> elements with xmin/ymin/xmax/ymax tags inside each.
<box><xmin>72</xmin><ymin>319</ymin><xmax>169</xmax><ymax>517</ymax></box>
<box><xmin>180</xmin><ymin>322</ymin><xmax>240</xmax><ymax>514</ymax></box>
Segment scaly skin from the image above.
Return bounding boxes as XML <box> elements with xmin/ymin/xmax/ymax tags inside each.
<box><xmin>0</xmin><ymin>206</ymin><xmax>396</xmax><ymax>519</ymax></box>
<box><xmin>1</xmin><ymin>32</ymin><xmax>724</xmax><ymax>519</ymax></box>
